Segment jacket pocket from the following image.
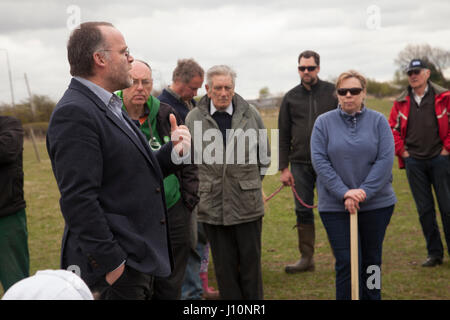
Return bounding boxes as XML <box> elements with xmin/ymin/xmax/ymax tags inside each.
<box><xmin>239</xmin><ymin>179</ymin><xmax>261</xmax><ymax>191</ymax></box>
<box><xmin>236</xmin><ymin>179</ymin><xmax>263</xmax><ymax>216</ymax></box>
<box><xmin>103</xmin><ymin>213</ymin><xmax>146</xmax><ymax>262</ymax></box>
<box><xmin>197</xmin><ymin>182</ymin><xmax>213</xmax><ymax>218</ymax></box>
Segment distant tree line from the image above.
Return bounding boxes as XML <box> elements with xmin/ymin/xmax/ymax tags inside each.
<box><xmin>366</xmin><ymin>79</ymin><xmax>401</xmax><ymax>98</ymax></box>
<box><xmin>258</xmin><ymin>43</ymin><xmax>450</xmax><ymax>100</ymax></box>
<box><xmin>394</xmin><ymin>43</ymin><xmax>450</xmax><ymax>88</ymax></box>
<box><xmin>0</xmin><ymin>94</ymin><xmax>56</xmax><ymax>137</ymax></box>
<box><xmin>1</xmin><ymin>43</ymin><xmax>449</xmax><ymax>131</ymax></box>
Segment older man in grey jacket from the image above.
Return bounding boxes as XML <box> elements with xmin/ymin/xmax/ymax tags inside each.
<box><xmin>185</xmin><ymin>65</ymin><xmax>270</xmax><ymax>300</ymax></box>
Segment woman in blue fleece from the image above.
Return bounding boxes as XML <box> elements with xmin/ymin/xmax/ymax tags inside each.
<box><xmin>311</xmin><ymin>70</ymin><xmax>396</xmax><ymax>300</ymax></box>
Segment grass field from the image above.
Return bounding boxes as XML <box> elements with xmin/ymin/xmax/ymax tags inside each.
<box><xmin>1</xmin><ymin>97</ymin><xmax>449</xmax><ymax>299</ymax></box>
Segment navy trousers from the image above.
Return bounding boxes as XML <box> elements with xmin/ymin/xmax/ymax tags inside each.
<box><xmin>404</xmin><ymin>155</ymin><xmax>450</xmax><ymax>259</ymax></box>
<box><xmin>204</xmin><ymin>219</ymin><xmax>263</xmax><ymax>300</ymax></box>
<box><xmin>320</xmin><ymin>205</ymin><xmax>394</xmax><ymax>300</ymax></box>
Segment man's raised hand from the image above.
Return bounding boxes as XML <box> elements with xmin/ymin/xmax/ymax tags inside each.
<box><xmin>170</xmin><ymin>113</ymin><xmax>191</xmax><ymax>157</ymax></box>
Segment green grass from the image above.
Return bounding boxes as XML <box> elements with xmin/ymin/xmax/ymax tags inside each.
<box><xmin>1</xmin><ymin>99</ymin><xmax>449</xmax><ymax>299</ymax></box>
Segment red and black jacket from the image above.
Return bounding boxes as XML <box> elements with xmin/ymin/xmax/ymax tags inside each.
<box><xmin>388</xmin><ymin>81</ymin><xmax>450</xmax><ymax>168</ymax></box>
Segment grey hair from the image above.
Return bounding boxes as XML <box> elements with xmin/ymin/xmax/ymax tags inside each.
<box><xmin>206</xmin><ymin>65</ymin><xmax>237</xmax><ymax>88</ymax></box>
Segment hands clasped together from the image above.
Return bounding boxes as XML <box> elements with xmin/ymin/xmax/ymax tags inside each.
<box><xmin>344</xmin><ymin>189</ymin><xmax>366</xmax><ymax>215</ymax></box>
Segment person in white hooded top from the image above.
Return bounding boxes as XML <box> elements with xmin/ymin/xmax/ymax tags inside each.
<box><xmin>2</xmin><ymin>269</ymin><xmax>93</xmax><ymax>300</ymax></box>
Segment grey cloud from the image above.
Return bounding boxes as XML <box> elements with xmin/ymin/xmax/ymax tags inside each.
<box><xmin>2</xmin><ymin>0</ymin><xmax>450</xmax><ymax>34</ymax></box>
<box><xmin>1</xmin><ymin>0</ymin><xmax>450</xmax><ymax>103</ymax></box>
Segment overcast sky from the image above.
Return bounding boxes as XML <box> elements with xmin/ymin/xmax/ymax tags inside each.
<box><xmin>0</xmin><ymin>0</ymin><xmax>449</xmax><ymax>105</ymax></box>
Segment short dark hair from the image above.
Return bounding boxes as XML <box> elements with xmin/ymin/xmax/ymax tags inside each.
<box><xmin>172</xmin><ymin>58</ymin><xmax>204</xmax><ymax>83</ymax></box>
<box><xmin>298</xmin><ymin>50</ymin><xmax>320</xmax><ymax>66</ymax></box>
<box><xmin>67</xmin><ymin>21</ymin><xmax>114</xmax><ymax>77</ymax></box>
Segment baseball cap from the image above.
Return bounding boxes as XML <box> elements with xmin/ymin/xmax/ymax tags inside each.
<box><xmin>406</xmin><ymin>59</ymin><xmax>428</xmax><ymax>72</ymax></box>
<box><xmin>1</xmin><ymin>269</ymin><xmax>94</xmax><ymax>300</ymax></box>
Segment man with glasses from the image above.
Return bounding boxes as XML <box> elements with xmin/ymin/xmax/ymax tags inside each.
<box><xmin>118</xmin><ymin>60</ymin><xmax>198</xmax><ymax>299</ymax></box>
<box><xmin>278</xmin><ymin>50</ymin><xmax>338</xmax><ymax>274</ymax></box>
<box><xmin>47</xmin><ymin>22</ymin><xmax>191</xmax><ymax>299</ymax></box>
<box><xmin>389</xmin><ymin>58</ymin><xmax>450</xmax><ymax>267</ymax></box>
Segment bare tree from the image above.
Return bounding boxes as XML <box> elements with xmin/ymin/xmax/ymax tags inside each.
<box><xmin>395</xmin><ymin>43</ymin><xmax>450</xmax><ymax>75</ymax></box>
<box><xmin>394</xmin><ymin>44</ymin><xmax>450</xmax><ymax>87</ymax></box>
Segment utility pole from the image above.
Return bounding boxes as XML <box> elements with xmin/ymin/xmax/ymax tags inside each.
<box><xmin>0</xmin><ymin>48</ymin><xmax>15</xmax><ymax>108</ymax></box>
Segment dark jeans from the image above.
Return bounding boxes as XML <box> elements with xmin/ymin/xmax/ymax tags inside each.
<box><xmin>152</xmin><ymin>198</ymin><xmax>191</xmax><ymax>300</ymax></box>
<box><xmin>204</xmin><ymin>218</ymin><xmax>263</xmax><ymax>300</ymax></box>
<box><xmin>0</xmin><ymin>209</ymin><xmax>29</xmax><ymax>291</ymax></box>
<box><xmin>90</xmin><ymin>265</ymin><xmax>153</xmax><ymax>300</ymax></box>
<box><xmin>320</xmin><ymin>205</ymin><xmax>394</xmax><ymax>300</ymax></box>
<box><xmin>404</xmin><ymin>155</ymin><xmax>450</xmax><ymax>258</ymax></box>
<box><xmin>291</xmin><ymin>163</ymin><xmax>316</xmax><ymax>225</ymax></box>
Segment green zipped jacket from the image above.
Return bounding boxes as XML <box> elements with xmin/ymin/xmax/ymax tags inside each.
<box><xmin>118</xmin><ymin>92</ymin><xmax>199</xmax><ymax>211</ymax></box>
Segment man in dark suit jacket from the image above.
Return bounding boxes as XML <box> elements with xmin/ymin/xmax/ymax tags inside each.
<box><xmin>46</xmin><ymin>21</ymin><xmax>191</xmax><ymax>300</ymax></box>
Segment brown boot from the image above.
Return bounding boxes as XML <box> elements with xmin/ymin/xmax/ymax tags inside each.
<box><xmin>285</xmin><ymin>223</ymin><xmax>315</xmax><ymax>273</ymax></box>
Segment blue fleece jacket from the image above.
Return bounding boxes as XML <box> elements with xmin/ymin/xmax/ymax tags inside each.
<box><xmin>311</xmin><ymin>106</ymin><xmax>397</xmax><ymax>212</ymax></box>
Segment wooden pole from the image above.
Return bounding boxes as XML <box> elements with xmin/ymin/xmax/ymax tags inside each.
<box><xmin>350</xmin><ymin>210</ymin><xmax>359</xmax><ymax>300</ymax></box>
<box><xmin>24</xmin><ymin>73</ymin><xmax>40</xmax><ymax>162</ymax></box>
<box><xmin>29</xmin><ymin>127</ymin><xmax>41</xmax><ymax>163</ymax></box>
<box><xmin>0</xmin><ymin>48</ymin><xmax>15</xmax><ymax>108</ymax></box>
<box><xmin>24</xmin><ymin>73</ymin><xmax>36</xmax><ymax>116</ymax></box>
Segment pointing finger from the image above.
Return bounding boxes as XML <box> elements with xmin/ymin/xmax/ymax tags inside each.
<box><xmin>169</xmin><ymin>114</ymin><xmax>178</xmax><ymax>132</ymax></box>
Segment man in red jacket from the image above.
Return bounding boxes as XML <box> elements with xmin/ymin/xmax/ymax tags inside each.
<box><xmin>389</xmin><ymin>58</ymin><xmax>450</xmax><ymax>267</ymax></box>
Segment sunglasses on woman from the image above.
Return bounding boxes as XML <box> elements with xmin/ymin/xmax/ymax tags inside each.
<box><xmin>337</xmin><ymin>88</ymin><xmax>363</xmax><ymax>96</ymax></box>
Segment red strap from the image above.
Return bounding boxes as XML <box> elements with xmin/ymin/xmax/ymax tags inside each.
<box><xmin>265</xmin><ymin>185</ymin><xmax>317</xmax><ymax>209</ymax></box>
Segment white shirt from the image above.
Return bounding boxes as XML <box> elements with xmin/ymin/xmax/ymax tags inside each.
<box><xmin>210</xmin><ymin>100</ymin><xmax>233</xmax><ymax>116</ymax></box>
<box><xmin>413</xmin><ymin>84</ymin><xmax>429</xmax><ymax>106</ymax></box>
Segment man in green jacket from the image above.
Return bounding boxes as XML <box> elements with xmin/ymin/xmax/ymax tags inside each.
<box><xmin>119</xmin><ymin>60</ymin><xmax>199</xmax><ymax>299</ymax></box>
<box><xmin>185</xmin><ymin>65</ymin><xmax>270</xmax><ymax>300</ymax></box>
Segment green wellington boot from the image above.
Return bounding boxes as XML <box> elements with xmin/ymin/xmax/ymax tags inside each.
<box><xmin>285</xmin><ymin>223</ymin><xmax>315</xmax><ymax>273</ymax></box>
